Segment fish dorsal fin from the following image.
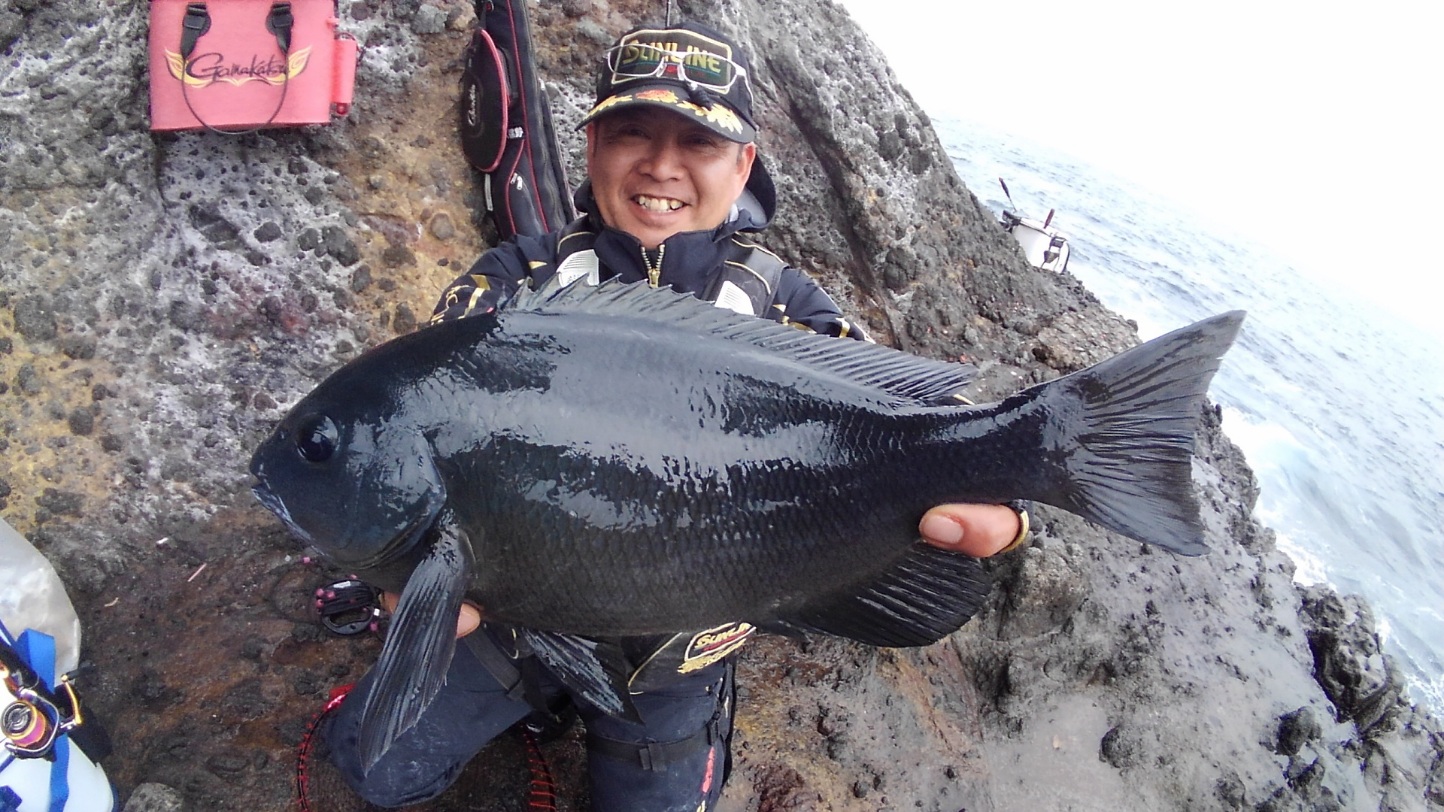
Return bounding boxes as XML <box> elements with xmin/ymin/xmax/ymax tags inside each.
<box><xmin>506</xmin><ymin>277</ymin><xmax>977</xmax><ymax>406</ymax></box>
<box><xmin>762</xmin><ymin>543</ymin><xmax>992</xmax><ymax>647</ymax></box>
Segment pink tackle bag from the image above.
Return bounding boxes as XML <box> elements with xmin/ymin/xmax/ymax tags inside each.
<box><xmin>148</xmin><ymin>0</ymin><xmax>358</xmax><ymax>132</ymax></box>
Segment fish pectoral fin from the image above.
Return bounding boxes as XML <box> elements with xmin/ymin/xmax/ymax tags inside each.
<box><xmin>515</xmin><ymin>628</ymin><xmax>639</xmax><ymax>723</ymax></box>
<box><xmin>767</xmin><ymin>544</ymin><xmax>991</xmax><ymax>647</ymax></box>
<box><xmin>357</xmin><ymin>515</ymin><xmax>473</xmax><ymax>773</ymax></box>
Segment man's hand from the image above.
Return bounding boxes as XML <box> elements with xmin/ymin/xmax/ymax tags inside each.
<box><xmin>380</xmin><ymin>591</ymin><xmax>483</xmax><ymax>639</ymax></box>
<box><xmin>919</xmin><ymin>503</ymin><xmax>1028</xmax><ymax>557</ymax></box>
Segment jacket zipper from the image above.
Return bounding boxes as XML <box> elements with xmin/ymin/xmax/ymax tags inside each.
<box><xmin>642</xmin><ymin>245</ymin><xmax>665</xmax><ymax>287</ymax></box>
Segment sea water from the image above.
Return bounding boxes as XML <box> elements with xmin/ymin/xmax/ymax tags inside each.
<box><xmin>933</xmin><ymin>115</ymin><xmax>1444</xmax><ymax>711</ymax></box>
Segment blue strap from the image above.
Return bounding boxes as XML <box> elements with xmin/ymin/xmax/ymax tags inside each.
<box><xmin>13</xmin><ymin>631</ymin><xmax>69</xmax><ymax>812</ymax></box>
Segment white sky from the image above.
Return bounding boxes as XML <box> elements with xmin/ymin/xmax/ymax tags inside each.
<box><xmin>838</xmin><ymin>0</ymin><xmax>1444</xmax><ymax>337</ymax></box>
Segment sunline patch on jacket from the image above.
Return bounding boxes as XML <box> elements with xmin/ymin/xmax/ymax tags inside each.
<box><xmin>679</xmin><ymin>622</ymin><xmax>755</xmax><ymax>674</ymax></box>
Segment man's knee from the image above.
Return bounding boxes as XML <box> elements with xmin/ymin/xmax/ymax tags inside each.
<box><xmin>321</xmin><ymin>693</ymin><xmax>459</xmax><ymax>807</ymax></box>
<box><xmin>318</xmin><ymin>636</ymin><xmax>534</xmax><ymax>807</ymax></box>
<box><xmin>584</xmin><ymin>660</ymin><xmax>736</xmax><ymax>811</ymax></box>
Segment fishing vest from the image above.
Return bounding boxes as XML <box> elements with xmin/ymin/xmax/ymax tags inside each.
<box><xmin>549</xmin><ymin>220</ymin><xmax>786</xmax><ymax>317</ymax></box>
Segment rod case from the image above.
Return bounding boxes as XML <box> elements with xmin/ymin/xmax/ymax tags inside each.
<box><xmin>459</xmin><ymin>0</ymin><xmax>576</xmax><ymax>240</ymax></box>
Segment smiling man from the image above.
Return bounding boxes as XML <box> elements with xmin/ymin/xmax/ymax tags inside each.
<box><xmin>326</xmin><ymin>20</ymin><xmax>1028</xmax><ymax>811</ymax></box>
<box><xmin>585</xmin><ymin>106</ymin><xmax>753</xmax><ymax>254</ymax></box>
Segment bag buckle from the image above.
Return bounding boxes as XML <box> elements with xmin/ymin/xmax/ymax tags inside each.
<box><xmin>267</xmin><ymin>2</ymin><xmax>295</xmax><ymax>53</ymax></box>
<box><xmin>179</xmin><ymin>3</ymin><xmax>211</xmax><ymax>59</ymax></box>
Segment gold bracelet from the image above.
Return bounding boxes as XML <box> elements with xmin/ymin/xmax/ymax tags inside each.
<box><xmin>997</xmin><ymin>505</ymin><xmax>1030</xmax><ymax>554</ymax></box>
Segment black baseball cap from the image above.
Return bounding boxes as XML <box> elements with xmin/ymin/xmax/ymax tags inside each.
<box><xmin>578</xmin><ymin>21</ymin><xmax>760</xmax><ymax>144</ymax></box>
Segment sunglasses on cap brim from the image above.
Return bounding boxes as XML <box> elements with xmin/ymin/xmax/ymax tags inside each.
<box><xmin>604</xmin><ymin>43</ymin><xmax>750</xmax><ymax>95</ymax></box>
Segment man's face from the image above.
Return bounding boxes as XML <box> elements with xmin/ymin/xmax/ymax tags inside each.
<box><xmin>586</xmin><ymin>108</ymin><xmax>756</xmax><ymax>249</ymax></box>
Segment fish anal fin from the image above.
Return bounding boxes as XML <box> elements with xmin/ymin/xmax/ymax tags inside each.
<box><xmin>516</xmin><ymin>628</ymin><xmax>640</xmax><ymax>722</ymax></box>
<box><xmin>358</xmin><ymin>514</ymin><xmax>473</xmax><ymax>773</ymax></box>
<box><xmin>772</xmin><ymin>544</ymin><xmax>991</xmax><ymax>647</ymax></box>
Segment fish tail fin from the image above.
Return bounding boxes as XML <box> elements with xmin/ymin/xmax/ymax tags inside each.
<box><xmin>998</xmin><ymin>311</ymin><xmax>1245</xmax><ymax>555</ymax></box>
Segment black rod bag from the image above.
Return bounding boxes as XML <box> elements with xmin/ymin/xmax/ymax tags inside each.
<box><xmin>459</xmin><ymin>0</ymin><xmax>576</xmax><ymax>241</ymax></box>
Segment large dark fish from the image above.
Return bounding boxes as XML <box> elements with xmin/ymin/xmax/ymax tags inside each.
<box><xmin>250</xmin><ymin>279</ymin><xmax>1243</xmax><ymax>769</ymax></box>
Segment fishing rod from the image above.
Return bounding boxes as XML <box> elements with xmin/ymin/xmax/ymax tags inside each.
<box><xmin>998</xmin><ymin>177</ymin><xmax>1017</xmax><ymax>212</ymax></box>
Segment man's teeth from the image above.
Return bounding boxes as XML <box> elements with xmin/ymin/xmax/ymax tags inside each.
<box><xmin>636</xmin><ymin>195</ymin><xmax>683</xmax><ymax>212</ymax></box>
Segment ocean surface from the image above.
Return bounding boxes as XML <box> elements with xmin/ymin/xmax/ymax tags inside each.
<box><xmin>931</xmin><ymin>115</ymin><xmax>1444</xmax><ymax>711</ymax></box>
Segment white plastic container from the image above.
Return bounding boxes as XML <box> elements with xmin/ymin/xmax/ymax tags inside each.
<box><xmin>1</xmin><ymin>517</ymin><xmax>115</xmax><ymax>811</ymax></box>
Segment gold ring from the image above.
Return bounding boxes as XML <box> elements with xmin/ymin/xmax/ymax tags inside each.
<box><xmin>997</xmin><ymin>507</ymin><xmax>1030</xmax><ymax>554</ymax></box>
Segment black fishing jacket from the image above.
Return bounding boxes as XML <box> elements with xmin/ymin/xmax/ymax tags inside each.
<box><xmin>430</xmin><ymin>181</ymin><xmax>868</xmax><ymax>341</ymax></box>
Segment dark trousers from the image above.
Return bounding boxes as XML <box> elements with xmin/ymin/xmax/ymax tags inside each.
<box><xmin>324</xmin><ymin>626</ymin><xmax>734</xmax><ymax>811</ymax></box>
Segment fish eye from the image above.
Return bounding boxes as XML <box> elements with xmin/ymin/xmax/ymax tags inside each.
<box><xmin>295</xmin><ymin>415</ymin><xmax>339</xmax><ymax>463</ymax></box>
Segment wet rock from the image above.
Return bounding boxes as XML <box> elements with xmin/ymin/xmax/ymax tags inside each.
<box><xmin>1214</xmin><ymin>770</ymin><xmax>1248</xmax><ymax>809</ymax></box>
<box><xmin>14</xmin><ymin>363</ymin><xmax>43</xmax><ymax>395</ymax></box>
<box><xmin>67</xmin><ymin>406</ymin><xmax>95</xmax><ymax>436</ymax></box>
<box><xmin>12</xmin><ymin>295</ymin><xmax>57</xmax><ymax>342</ymax></box>
<box><xmin>204</xmin><ymin>751</ymin><xmax>250</xmax><ymax>776</ymax></box>
<box><xmin>36</xmin><ymin>488</ymin><xmax>84</xmax><ymax>517</ymax></box>
<box><xmin>321</xmin><ymin>225</ymin><xmax>360</xmax><ymax>266</ymax></box>
<box><xmin>254</xmin><ymin>221</ymin><xmax>283</xmax><ymax>242</ymax></box>
<box><xmin>122</xmin><ymin>783</ymin><xmax>184</xmax><ymax>812</ymax></box>
<box><xmin>59</xmin><ymin>333</ymin><xmax>97</xmax><ymax>359</ymax></box>
<box><xmin>1275</xmin><ymin>707</ymin><xmax>1322</xmax><ymax>756</ymax></box>
<box><xmin>1001</xmin><ymin>543</ymin><xmax>1088</xmax><ymax>636</ymax></box>
<box><xmin>132</xmin><ymin>668</ymin><xmax>170</xmax><ymax>704</ymax></box>
<box><xmin>412</xmin><ymin>4</ymin><xmax>447</xmax><ymax>34</ymax></box>
<box><xmin>382</xmin><ymin>243</ymin><xmax>417</xmax><ymax>268</ymax></box>
<box><xmin>1300</xmin><ymin>586</ymin><xmax>1404</xmax><ymax>732</ymax></box>
<box><xmin>1100</xmin><ymin>724</ymin><xmax>1144</xmax><ymax>769</ymax></box>
<box><xmin>350</xmin><ymin>264</ymin><xmax>373</xmax><ymax>293</ymax></box>
<box><xmin>393</xmin><ymin>303</ymin><xmax>418</xmax><ymax>334</ymax></box>
<box><xmin>429</xmin><ymin>211</ymin><xmax>456</xmax><ymax>240</ymax></box>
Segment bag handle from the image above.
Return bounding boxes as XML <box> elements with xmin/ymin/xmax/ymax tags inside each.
<box><xmin>178</xmin><ymin>1</ymin><xmax>295</xmax><ymax>135</ymax></box>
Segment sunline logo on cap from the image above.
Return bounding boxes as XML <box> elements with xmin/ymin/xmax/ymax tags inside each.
<box><xmin>609</xmin><ymin>30</ymin><xmax>739</xmax><ymax>90</ymax></box>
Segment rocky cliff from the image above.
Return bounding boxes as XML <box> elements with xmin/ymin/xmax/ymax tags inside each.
<box><xmin>0</xmin><ymin>0</ymin><xmax>1439</xmax><ymax>810</ymax></box>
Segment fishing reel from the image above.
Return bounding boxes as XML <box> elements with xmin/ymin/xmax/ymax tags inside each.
<box><xmin>314</xmin><ymin>579</ymin><xmax>384</xmax><ymax>636</ymax></box>
<box><xmin>1</xmin><ymin>654</ymin><xmax>81</xmax><ymax>761</ymax></box>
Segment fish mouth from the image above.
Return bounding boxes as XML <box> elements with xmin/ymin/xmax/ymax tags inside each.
<box><xmin>251</xmin><ymin>480</ymin><xmax>314</xmax><ymax>546</ymax></box>
<box><xmin>249</xmin><ymin>477</ymin><xmax>434</xmax><ymax>571</ymax></box>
